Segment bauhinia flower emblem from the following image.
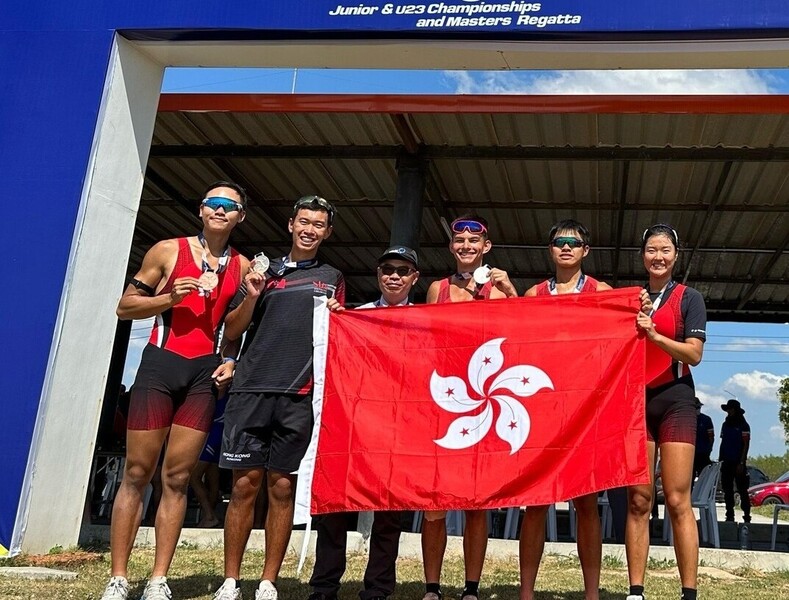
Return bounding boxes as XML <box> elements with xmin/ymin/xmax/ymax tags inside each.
<box><xmin>430</xmin><ymin>338</ymin><xmax>554</xmax><ymax>454</ymax></box>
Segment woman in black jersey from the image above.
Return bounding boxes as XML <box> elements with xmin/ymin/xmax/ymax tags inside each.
<box><xmin>626</xmin><ymin>224</ymin><xmax>707</xmax><ymax>600</ymax></box>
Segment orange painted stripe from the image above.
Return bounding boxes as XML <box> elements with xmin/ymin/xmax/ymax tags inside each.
<box><xmin>158</xmin><ymin>93</ymin><xmax>789</xmax><ymax>114</ymax></box>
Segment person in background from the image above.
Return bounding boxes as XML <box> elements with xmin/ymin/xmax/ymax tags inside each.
<box><xmin>718</xmin><ymin>399</ymin><xmax>751</xmax><ymax>523</ymax></box>
<box><xmin>693</xmin><ymin>398</ymin><xmax>715</xmax><ymax>482</ymax></box>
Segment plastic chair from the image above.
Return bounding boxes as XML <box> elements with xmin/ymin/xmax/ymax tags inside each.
<box><xmin>663</xmin><ymin>462</ymin><xmax>721</xmax><ymax>548</ymax></box>
<box><xmin>502</xmin><ymin>507</ymin><xmax>521</xmax><ymax>539</ymax></box>
<box><xmin>598</xmin><ymin>491</ymin><xmax>614</xmax><ymax>540</ymax></box>
<box><xmin>770</xmin><ymin>504</ymin><xmax>789</xmax><ymax>550</ymax></box>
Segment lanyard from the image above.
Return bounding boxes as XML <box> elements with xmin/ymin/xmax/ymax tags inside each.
<box><xmin>197</xmin><ymin>233</ymin><xmax>229</xmax><ymax>274</ymax></box>
<box><xmin>275</xmin><ymin>255</ymin><xmax>318</xmax><ymax>276</ymax></box>
<box><xmin>548</xmin><ymin>273</ymin><xmax>585</xmax><ymax>295</ymax></box>
<box><xmin>647</xmin><ymin>280</ymin><xmax>675</xmax><ymax>315</ymax></box>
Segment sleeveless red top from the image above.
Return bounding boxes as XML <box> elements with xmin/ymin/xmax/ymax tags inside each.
<box><xmin>436</xmin><ymin>276</ymin><xmax>493</xmax><ymax>303</ymax></box>
<box><xmin>647</xmin><ymin>283</ymin><xmax>691</xmax><ymax>388</ymax></box>
<box><xmin>534</xmin><ymin>274</ymin><xmax>600</xmax><ymax>296</ymax></box>
<box><xmin>148</xmin><ymin>237</ymin><xmax>242</xmax><ymax>359</ymax></box>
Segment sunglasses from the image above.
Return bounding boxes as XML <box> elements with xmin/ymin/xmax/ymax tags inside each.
<box><xmin>202</xmin><ymin>197</ymin><xmax>244</xmax><ymax>213</ymax></box>
<box><xmin>378</xmin><ymin>264</ymin><xmax>415</xmax><ymax>277</ymax></box>
<box><xmin>293</xmin><ymin>195</ymin><xmax>336</xmax><ymax>221</ymax></box>
<box><xmin>551</xmin><ymin>236</ymin><xmax>585</xmax><ymax>248</ymax></box>
<box><xmin>451</xmin><ymin>219</ymin><xmax>487</xmax><ymax>234</ymax></box>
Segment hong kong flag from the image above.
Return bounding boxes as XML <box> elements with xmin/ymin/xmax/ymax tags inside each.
<box><xmin>297</xmin><ymin>288</ymin><xmax>650</xmax><ymax>517</ymax></box>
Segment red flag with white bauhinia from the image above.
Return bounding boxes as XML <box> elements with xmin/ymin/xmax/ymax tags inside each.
<box><xmin>300</xmin><ymin>288</ymin><xmax>650</xmax><ymax>515</ymax></box>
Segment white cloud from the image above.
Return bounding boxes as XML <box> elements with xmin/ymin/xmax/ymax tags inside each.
<box><xmin>444</xmin><ymin>69</ymin><xmax>773</xmax><ymax>95</ymax></box>
<box><xmin>695</xmin><ymin>385</ymin><xmax>728</xmax><ymax>408</ymax></box>
<box><xmin>721</xmin><ymin>371</ymin><xmax>788</xmax><ymax>403</ymax></box>
<box><xmin>769</xmin><ymin>425</ymin><xmax>788</xmax><ymax>442</ymax></box>
<box><xmin>721</xmin><ymin>339</ymin><xmax>789</xmax><ymax>354</ymax></box>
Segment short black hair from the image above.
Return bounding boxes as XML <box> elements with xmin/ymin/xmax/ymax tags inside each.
<box><xmin>292</xmin><ymin>195</ymin><xmax>336</xmax><ymax>225</ymax></box>
<box><xmin>203</xmin><ymin>180</ymin><xmax>248</xmax><ymax>207</ymax></box>
<box><xmin>641</xmin><ymin>223</ymin><xmax>679</xmax><ymax>252</ymax></box>
<box><xmin>548</xmin><ymin>219</ymin><xmax>591</xmax><ymax>245</ymax></box>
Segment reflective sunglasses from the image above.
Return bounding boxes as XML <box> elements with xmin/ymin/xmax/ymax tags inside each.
<box><xmin>551</xmin><ymin>236</ymin><xmax>585</xmax><ymax>248</ymax></box>
<box><xmin>378</xmin><ymin>264</ymin><xmax>415</xmax><ymax>277</ymax></box>
<box><xmin>293</xmin><ymin>195</ymin><xmax>336</xmax><ymax>222</ymax></box>
<box><xmin>450</xmin><ymin>219</ymin><xmax>487</xmax><ymax>234</ymax></box>
<box><xmin>202</xmin><ymin>197</ymin><xmax>244</xmax><ymax>213</ymax></box>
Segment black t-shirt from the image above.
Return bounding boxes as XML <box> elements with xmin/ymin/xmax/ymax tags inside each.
<box><xmin>230</xmin><ymin>258</ymin><xmax>345</xmax><ymax>395</ymax></box>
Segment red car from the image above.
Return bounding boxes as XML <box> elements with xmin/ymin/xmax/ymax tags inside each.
<box><xmin>748</xmin><ymin>470</ymin><xmax>789</xmax><ymax>506</ymax></box>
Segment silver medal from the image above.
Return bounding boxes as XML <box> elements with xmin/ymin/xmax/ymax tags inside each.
<box><xmin>473</xmin><ymin>265</ymin><xmax>491</xmax><ymax>285</ymax></box>
<box><xmin>252</xmin><ymin>252</ymin><xmax>270</xmax><ymax>274</ymax></box>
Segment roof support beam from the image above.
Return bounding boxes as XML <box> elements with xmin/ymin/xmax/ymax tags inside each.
<box><xmin>149</xmin><ymin>144</ymin><xmax>789</xmax><ymax>162</ymax></box>
<box><xmin>611</xmin><ymin>162</ymin><xmax>630</xmax><ymax>286</ymax></box>
<box><xmin>682</xmin><ymin>161</ymin><xmax>734</xmax><ymax>283</ymax></box>
<box><xmin>736</xmin><ymin>232</ymin><xmax>789</xmax><ymax>310</ymax></box>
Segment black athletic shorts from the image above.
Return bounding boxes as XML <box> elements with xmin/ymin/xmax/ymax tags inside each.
<box><xmin>127</xmin><ymin>343</ymin><xmax>219</xmax><ymax>432</ymax></box>
<box><xmin>645</xmin><ymin>376</ymin><xmax>697</xmax><ymax>445</ymax></box>
<box><xmin>219</xmin><ymin>391</ymin><xmax>314</xmax><ymax>473</ymax></box>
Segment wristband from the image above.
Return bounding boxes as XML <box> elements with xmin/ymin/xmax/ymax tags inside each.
<box><xmin>222</xmin><ymin>357</ymin><xmax>236</xmax><ymax>364</ymax></box>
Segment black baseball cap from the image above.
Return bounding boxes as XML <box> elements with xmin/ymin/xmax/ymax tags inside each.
<box><xmin>378</xmin><ymin>245</ymin><xmax>418</xmax><ymax>268</ymax></box>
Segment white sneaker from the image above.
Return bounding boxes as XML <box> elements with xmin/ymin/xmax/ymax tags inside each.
<box><xmin>214</xmin><ymin>579</ymin><xmax>242</xmax><ymax>600</ymax></box>
<box><xmin>140</xmin><ymin>577</ymin><xmax>172</xmax><ymax>600</ymax></box>
<box><xmin>626</xmin><ymin>596</ymin><xmax>645</xmax><ymax>600</ymax></box>
<box><xmin>101</xmin><ymin>577</ymin><xmax>129</xmax><ymax>600</ymax></box>
<box><xmin>422</xmin><ymin>594</ymin><xmax>441</xmax><ymax>600</ymax></box>
<box><xmin>254</xmin><ymin>580</ymin><xmax>278</xmax><ymax>600</ymax></box>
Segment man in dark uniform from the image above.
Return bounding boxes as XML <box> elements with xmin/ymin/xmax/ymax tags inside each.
<box><xmin>693</xmin><ymin>398</ymin><xmax>715</xmax><ymax>481</ymax></box>
<box><xmin>307</xmin><ymin>245</ymin><xmax>420</xmax><ymax>600</ymax></box>
<box><xmin>718</xmin><ymin>399</ymin><xmax>751</xmax><ymax>523</ymax></box>
<box><xmin>213</xmin><ymin>196</ymin><xmax>344</xmax><ymax>600</ymax></box>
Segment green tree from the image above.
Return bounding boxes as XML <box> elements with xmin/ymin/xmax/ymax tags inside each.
<box><xmin>779</xmin><ymin>377</ymin><xmax>789</xmax><ymax>446</ymax></box>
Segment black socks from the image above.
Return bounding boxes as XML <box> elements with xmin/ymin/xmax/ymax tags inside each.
<box><xmin>463</xmin><ymin>581</ymin><xmax>480</xmax><ymax>598</ymax></box>
<box><xmin>629</xmin><ymin>585</ymin><xmax>645</xmax><ymax>598</ymax></box>
<box><xmin>681</xmin><ymin>588</ymin><xmax>697</xmax><ymax>600</ymax></box>
<box><xmin>426</xmin><ymin>583</ymin><xmax>442</xmax><ymax>598</ymax></box>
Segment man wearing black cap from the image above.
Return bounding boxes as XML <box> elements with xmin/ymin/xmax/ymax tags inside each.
<box><xmin>693</xmin><ymin>398</ymin><xmax>715</xmax><ymax>482</ymax></box>
<box><xmin>306</xmin><ymin>245</ymin><xmax>420</xmax><ymax>600</ymax></box>
<box><xmin>718</xmin><ymin>399</ymin><xmax>751</xmax><ymax>523</ymax></box>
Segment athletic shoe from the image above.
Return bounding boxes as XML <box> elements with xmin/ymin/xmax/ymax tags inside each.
<box><xmin>255</xmin><ymin>580</ymin><xmax>278</xmax><ymax>600</ymax></box>
<box><xmin>422</xmin><ymin>593</ymin><xmax>442</xmax><ymax>600</ymax></box>
<box><xmin>100</xmin><ymin>577</ymin><xmax>129</xmax><ymax>600</ymax></box>
<box><xmin>306</xmin><ymin>593</ymin><xmax>336</xmax><ymax>600</ymax></box>
<box><xmin>140</xmin><ymin>577</ymin><xmax>172</xmax><ymax>600</ymax></box>
<box><xmin>214</xmin><ymin>579</ymin><xmax>242</xmax><ymax>600</ymax></box>
<box><xmin>460</xmin><ymin>592</ymin><xmax>478</xmax><ymax>600</ymax></box>
<box><xmin>626</xmin><ymin>596</ymin><xmax>645</xmax><ymax>600</ymax></box>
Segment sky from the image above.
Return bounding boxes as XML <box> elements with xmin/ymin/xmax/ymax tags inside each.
<box><xmin>121</xmin><ymin>66</ymin><xmax>789</xmax><ymax>457</ymax></box>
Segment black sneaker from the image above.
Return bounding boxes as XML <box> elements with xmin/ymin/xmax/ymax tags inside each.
<box><xmin>307</xmin><ymin>593</ymin><xmax>336</xmax><ymax>600</ymax></box>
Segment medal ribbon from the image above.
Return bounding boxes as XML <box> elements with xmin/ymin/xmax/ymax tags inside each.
<box><xmin>647</xmin><ymin>280</ymin><xmax>676</xmax><ymax>316</ymax></box>
<box><xmin>548</xmin><ymin>273</ymin><xmax>586</xmax><ymax>295</ymax></box>
<box><xmin>275</xmin><ymin>255</ymin><xmax>319</xmax><ymax>276</ymax></box>
<box><xmin>197</xmin><ymin>233</ymin><xmax>230</xmax><ymax>297</ymax></box>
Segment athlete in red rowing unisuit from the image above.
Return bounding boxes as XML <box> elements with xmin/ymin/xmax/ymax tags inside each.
<box><xmin>100</xmin><ymin>181</ymin><xmax>249</xmax><ymax>600</ymax></box>
<box><xmin>422</xmin><ymin>214</ymin><xmax>518</xmax><ymax>600</ymax></box>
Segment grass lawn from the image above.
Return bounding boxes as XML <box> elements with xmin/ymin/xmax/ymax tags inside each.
<box><xmin>2</xmin><ymin>546</ymin><xmax>789</xmax><ymax>599</ymax></box>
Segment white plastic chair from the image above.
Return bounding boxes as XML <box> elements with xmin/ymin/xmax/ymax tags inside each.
<box><xmin>663</xmin><ymin>462</ymin><xmax>721</xmax><ymax>548</ymax></box>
